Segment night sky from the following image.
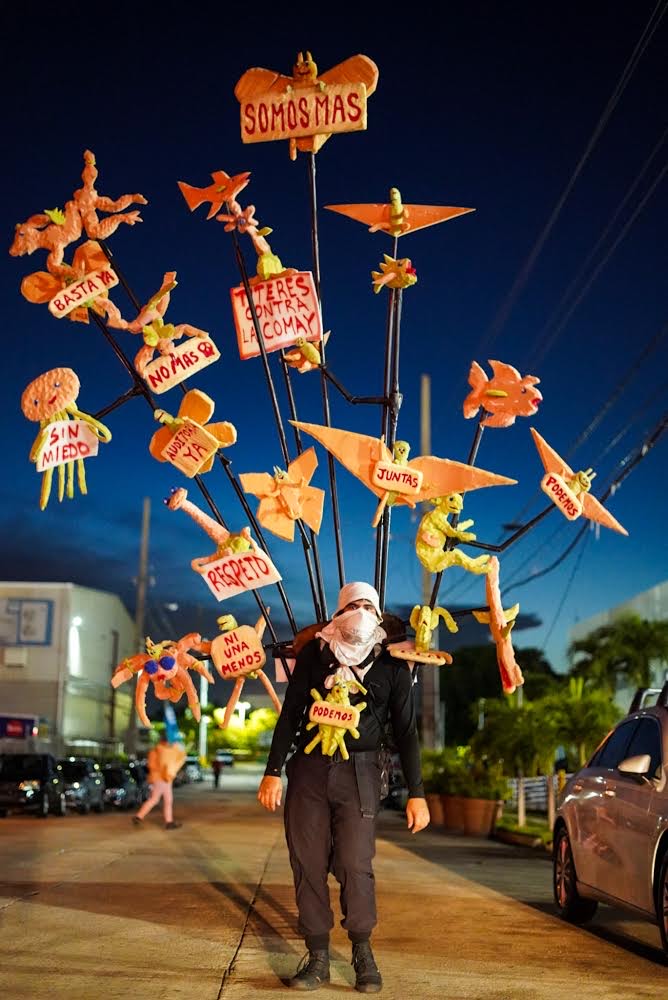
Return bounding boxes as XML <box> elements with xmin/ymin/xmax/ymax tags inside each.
<box><xmin>1</xmin><ymin>2</ymin><xmax>666</xmax><ymax>675</ymax></box>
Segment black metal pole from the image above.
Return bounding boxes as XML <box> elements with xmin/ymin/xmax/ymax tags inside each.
<box><xmin>307</xmin><ymin>152</ymin><xmax>345</xmax><ymax>590</ymax></box>
<box><xmin>228</xmin><ymin>227</ymin><xmax>323</xmax><ymax>622</ymax></box>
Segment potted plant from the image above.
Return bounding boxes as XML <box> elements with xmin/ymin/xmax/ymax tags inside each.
<box><xmin>421</xmin><ymin>749</ymin><xmax>446</xmax><ymax>826</ymax></box>
<box><xmin>460</xmin><ymin>756</ymin><xmax>508</xmax><ymax>837</ymax></box>
<box><xmin>437</xmin><ymin>748</ymin><xmax>469</xmax><ymax>833</ymax></box>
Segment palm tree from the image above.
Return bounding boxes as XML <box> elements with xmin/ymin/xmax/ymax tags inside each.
<box><xmin>542</xmin><ymin>676</ymin><xmax>621</xmax><ymax>767</ymax></box>
<box><xmin>570</xmin><ymin>613</ymin><xmax>668</xmax><ymax>694</ymax></box>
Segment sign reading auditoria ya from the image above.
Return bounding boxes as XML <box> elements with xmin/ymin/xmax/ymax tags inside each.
<box><xmin>230</xmin><ymin>272</ymin><xmax>323</xmax><ymax>360</ymax></box>
<box><xmin>36</xmin><ymin>420</ymin><xmax>100</xmax><ymax>472</ymax></box>
<box><xmin>210</xmin><ymin>625</ymin><xmax>266</xmax><ymax>679</ymax></box>
<box><xmin>143</xmin><ymin>337</ymin><xmax>220</xmax><ymax>394</ymax></box>
<box><xmin>159</xmin><ymin>420</ymin><xmax>220</xmax><ymax>478</ymax></box>
<box><xmin>48</xmin><ymin>267</ymin><xmax>119</xmax><ymax>318</ymax></box>
<box><xmin>200</xmin><ymin>547</ymin><xmax>282</xmax><ymax>602</ymax></box>
<box><xmin>240</xmin><ymin>82</ymin><xmax>367</xmax><ymax>145</ymax></box>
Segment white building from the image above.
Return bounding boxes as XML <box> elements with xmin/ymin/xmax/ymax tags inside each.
<box><xmin>569</xmin><ymin>579</ymin><xmax>668</xmax><ymax>710</ymax></box>
<box><xmin>0</xmin><ymin>582</ymin><xmax>135</xmax><ymax>755</ymax></box>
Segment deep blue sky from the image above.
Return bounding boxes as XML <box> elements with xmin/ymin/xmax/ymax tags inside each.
<box><xmin>1</xmin><ymin>2</ymin><xmax>666</xmax><ymax>674</ymax></box>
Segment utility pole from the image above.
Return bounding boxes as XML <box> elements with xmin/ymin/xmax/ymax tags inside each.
<box><xmin>420</xmin><ymin>374</ymin><xmax>442</xmax><ymax>748</ymax></box>
<box><xmin>127</xmin><ymin>497</ymin><xmax>150</xmax><ymax>756</ymax></box>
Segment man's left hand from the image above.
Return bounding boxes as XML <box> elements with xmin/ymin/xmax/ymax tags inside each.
<box><xmin>406</xmin><ymin>797</ymin><xmax>430</xmax><ymax>834</ymax></box>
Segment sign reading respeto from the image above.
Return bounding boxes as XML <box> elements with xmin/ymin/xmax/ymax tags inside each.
<box><xmin>230</xmin><ymin>272</ymin><xmax>322</xmax><ymax>360</ymax></box>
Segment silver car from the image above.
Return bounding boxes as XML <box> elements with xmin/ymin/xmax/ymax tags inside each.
<box><xmin>553</xmin><ymin>687</ymin><xmax>668</xmax><ymax>955</ymax></box>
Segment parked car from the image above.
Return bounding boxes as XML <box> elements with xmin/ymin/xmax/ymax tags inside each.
<box><xmin>214</xmin><ymin>750</ymin><xmax>235</xmax><ymax>767</ymax></box>
<box><xmin>102</xmin><ymin>765</ymin><xmax>141</xmax><ymax>809</ymax></box>
<box><xmin>127</xmin><ymin>760</ymin><xmax>150</xmax><ymax>802</ymax></box>
<box><xmin>57</xmin><ymin>757</ymin><xmax>105</xmax><ymax>814</ymax></box>
<box><xmin>0</xmin><ymin>752</ymin><xmax>66</xmax><ymax>818</ymax></box>
<box><xmin>184</xmin><ymin>755</ymin><xmax>203</xmax><ymax>783</ymax></box>
<box><xmin>553</xmin><ymin>685</ymin><xmax>668</xmax><ymax>955</ymax></box>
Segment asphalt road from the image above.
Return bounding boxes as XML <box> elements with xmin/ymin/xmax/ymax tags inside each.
<box><xmin>0</xmin><ymin>764</ymin><xmax>665</xmax><ymax>999</ymax></box>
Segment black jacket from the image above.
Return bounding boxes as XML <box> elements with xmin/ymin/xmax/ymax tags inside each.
<box><xmin>265</xmin><ymin>638</ymin><xmax>425</xmax><ymax>798</ymax></box>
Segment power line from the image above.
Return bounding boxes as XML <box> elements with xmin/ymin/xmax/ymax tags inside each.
<box><xmin>527</xmin><ymin>125</ymin><xmax>668</xmax><ymax>370</ymax></box>
<box><xmin>471</xmin><ymin>0</ymin><xmax>667</xmax><ymax>360</ymax></box>
<box><xmin>541</xmin><ymin>532</ymin><xmax>591</xmax><ymax>651</ymax></box>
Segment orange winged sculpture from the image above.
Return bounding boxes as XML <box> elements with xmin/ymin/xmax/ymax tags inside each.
<box><xmin>291</xmin><ymin>421</ymin><xmax>516</xmax><ymax>527</ymax></box>
<box><xmin>473</xmin><ymin>557</ymin><xmax>524</xmax><ymax>694</ymax></box>
<box><xmin>235</xmin><ymin>51</ymin><xmax>379</xmax><ymax>159</ymax></box>
<box><xmin>530</xmin><ymin>427</ymin><xmax>628</xmax><ymax>535</ymax></box>
<box><xmin>239</xmin><ymin>447</ymin><xmax>325</xmax><ymax>541</ymax></box>
<box><xmin>326</xmin><ymin>187</ymin><xmax>474</xmax><ymax>237</ymax></box>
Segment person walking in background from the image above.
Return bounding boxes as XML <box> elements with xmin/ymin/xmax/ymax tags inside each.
<box><xmin>133</xmin><ymin>734</ymin><xmax>185</xmax><ymax>830</ymax></box>
<box><xmin>212</xmin><ymin>756</ymin><xmax>223</xmax><ymax>789</ymax></box>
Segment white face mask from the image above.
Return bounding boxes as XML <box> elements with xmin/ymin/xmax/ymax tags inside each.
<box><xmin>336</xmin><ymin>607</ymin><xmax>381</xmax><ymax>645</ymax></box>
<box><xmin>316</xmin><ymin>608</ymin><xmax>387</xmax><ymax>668</ymax></box>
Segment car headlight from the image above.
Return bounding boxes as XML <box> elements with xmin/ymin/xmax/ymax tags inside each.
<box><xmin>19</xmin><ymin>780</ymin><xmax>41</xmax><ymax>792</ymax></box>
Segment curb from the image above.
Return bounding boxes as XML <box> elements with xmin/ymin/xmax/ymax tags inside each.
<box><xmin>494</xmin><ymin>829</ymin><xmax>552</xmax><ymax>853</ymax></box>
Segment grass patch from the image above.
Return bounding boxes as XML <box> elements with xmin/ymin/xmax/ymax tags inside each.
<box><xmin>497</xmin><ymin>810</ymin><xmax>553</xmax><ymax>846</ymax></box>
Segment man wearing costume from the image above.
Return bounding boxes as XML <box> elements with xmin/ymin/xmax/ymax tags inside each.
<box><xmin>258</xmin><ymin>582</ymin><xmax>430</xmax><ymax>993</ymax></box>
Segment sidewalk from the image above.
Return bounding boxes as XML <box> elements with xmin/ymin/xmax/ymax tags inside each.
<box><xmin>0</xmin><ymin>784</ymin><xmax>664</xmax><ymax>999</ymax></box>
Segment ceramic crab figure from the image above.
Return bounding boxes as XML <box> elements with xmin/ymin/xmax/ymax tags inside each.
<box><xmin>111</xmin><ymin>633</ymin><xmax>213</xmax><ymax>727</ymax></box>
<box><xmin>21</xmin><ymin>367</ymin><xmax>111</xmax><ymax>510</ymax></box>
<box><xmin>416</xmin><ymin>493</ymin><xmax>491</xmax><ymax>575</ymax></box>
<box><xmin>371</xmin><ymin>255</ymin><xmax>417</xmax><ymax>294</ymax></box>
<box><xmin>304</xmin><ymin>675</ymin><xmax>367</xmax><ymax>761</ymax></box>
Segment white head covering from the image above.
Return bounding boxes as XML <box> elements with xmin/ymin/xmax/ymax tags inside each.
<box><xmin>317</xmin><ymin>581</ymin><xmax>386</xmax><ymax>673</ymax></box>
<box><xmin>334</xmin><ymin>581</ymin><xmax>382</xmax><ymax>620</ymax></box>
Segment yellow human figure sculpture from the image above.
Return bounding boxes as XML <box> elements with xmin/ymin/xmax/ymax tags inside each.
<box><xmin>409</xmin><ymin>604</ymin><xmax>458</xmax><ymax>654</ymax></box>
<box><xmin>304</xmin><ymin>679</ymin><xmax>367</xmax><ymax>761</ymax></box>
<box><xmin>416</xmin><ymin>493</ymin><xmax>491</xmax><ymax>575</ymax></box>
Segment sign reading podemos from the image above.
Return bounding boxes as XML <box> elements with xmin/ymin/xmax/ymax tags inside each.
<box><xmin>240</xmin><ymin>82</ymin><xmax>367</xmax><ymax>145</ymax></box>
<box><xmin>308</xmin><ymin>701</ymin><xmax>360</xmax><ymax>731</ymax></box>
<box><xmin>230</xmin><ymin>272</ymin><xmax>323</xmax><ymax>360</ymax></box>
<box><xmin>36</xmin><ymin>420</ymin><xmax>100</xmax><ymax>472</ymax></box>
<box><xmin>143</xmin><ymin>337</ymin><xmax>220</xmax><ymax>394</ymax></box>
<box><xmin>201</xmin><ymin>547</ymin><xmax>282</xmax><ymax>601</ymax></box>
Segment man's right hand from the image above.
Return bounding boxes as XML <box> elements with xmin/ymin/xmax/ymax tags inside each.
<box><xmin>258</xmin><ymin>775</ymin><xmax>283</xmax><ymax>811</ymax></box>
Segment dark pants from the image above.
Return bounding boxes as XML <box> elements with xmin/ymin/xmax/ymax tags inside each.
<box><xmin>284</xmin><ymin>749</ymin><xmax>381</xmax><ymax>945</ymax></box>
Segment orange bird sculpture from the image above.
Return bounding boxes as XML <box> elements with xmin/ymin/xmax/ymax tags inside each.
<box><xmin>530</xmin><ymin>427</ymin><xmax>628</xmax><ymax>535</ymax></box>
<box><xmin>291</xmin><ymin>421</ymin><xmax>516</xmax><ymax>527</ymax></box>
<box><xmin>326</xmin><ymin>186</ymin><xmax>474</xmax><ymax>237</ymax></box>
<box><xmin>178</xmin><ymin>170</ymin><xmax>251</xmax><ymax>219</ymax></box>
<box><xmin>239</xmin><ymin>447</ymin><xmax>325</xmax><ymax>542</ymax></box>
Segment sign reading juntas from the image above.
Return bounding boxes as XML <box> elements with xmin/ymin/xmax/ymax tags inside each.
<box><xmin>36</xmin><ymin>420</ymin><xmax>100</xmax><ymax>472</ymax></box>
<box><xmin>159</xmin><ymin>420</ymin><xmax>220</xmax><ymax>477</ymax></box>
<box><xmin>230</xmin><ymin>272</ymin><xmax>323</xmax><ymax>360</ymax></box>
<box><xmin>371</xmin><ymin>461</ymin><xmax>423</xmax><ymax>495</ymax></box>
<box><xmin>48</xmin><ymin>266</ymin><xmax>119</xmax><ymax>318</ymax></box>
<box><xmin>210</xmin><ymin>625</ymin><xmax>267</xmax><ymax>679</ymax></box>
<box><xmin>143</xmin><ymin>337</ymin><xmax>220</xmax><ymax>394</ymax></box>
<box><xmin>240</xmin><ymin>82</ymin><xmax>368</xmax><ymax>145</ymax></box>
<box><xmin>200</xmin><ymin>547</ymin><xmax>282</xmax><ymax>602</ymax></box>
<box><xmin>308</xmin><ymin>701</ymin><xmax>360</xmax><ymax>731</ymax></box>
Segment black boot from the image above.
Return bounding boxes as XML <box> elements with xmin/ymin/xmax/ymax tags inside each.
<box><xmin>288</xmin><ymin>950</ymin><xmax>330</xmax><ymax>991</ymax></box>
<box><xmin>352</xmin><ymin>941</ymin><xmax>382</xmax><ymax>993</ymax></box>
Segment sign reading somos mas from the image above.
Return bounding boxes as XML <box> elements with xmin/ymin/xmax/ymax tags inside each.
<box><xmin>200</xmin><ymin>547</ymin><xmax>282</xmax><ymax>602</ymax></box>
<box><xmin>230</xmin><ymin>272</ymin><xmax>322</xmax><ymax>360</ymax></box>
<box><xmin>240</xmin><ymin>82</ymin><xmax>368</xmax><ymax>144</ymax></box>
<box><xmin>36</xmin><ymin>420</ymin><xmax>100</xmax><ymax>472</ymax></box>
